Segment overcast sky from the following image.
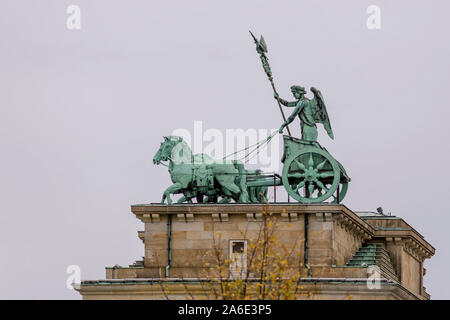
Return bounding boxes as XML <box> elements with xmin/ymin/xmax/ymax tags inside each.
<box><xmin>0</xmin><ymin>0</ymin><xmax>449</xmax><ymax>299</ymax></box>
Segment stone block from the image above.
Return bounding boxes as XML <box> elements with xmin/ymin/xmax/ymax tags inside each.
<box><xmin>172</xmin><ymin>221</ymin><xmax>204</xmax><ymax>232</ymax></box>
<box><xmin>212</xmin><ymin>213</ymin><xmax>229</xmax><ymax>222</ymax></box>
<box><xmin>186</xmin><ymin>231</ymin><xmax>214</xmax><ymax>240</ymax></box>
<box><xmin>172</xmin><ymin>239</ymin><xmax>214</xmax><ymax>250</ymax></box>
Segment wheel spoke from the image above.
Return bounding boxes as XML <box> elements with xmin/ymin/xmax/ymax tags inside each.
<box><xmin>316</xmin><ymin>180</ymin><xmax>328</xmax><ymax>191</ymax></box>
<box><xmin>308</xmin><ymin>153</ymin><xmax>314</xmax><ymax>168</ymax></box>
<box><xmin>316</xmin><ymin>159</ymin><xmax>328</xmax><ymax>171</ymax></box>
<box><xmin>318</xmin><ymin>171</ymin><xmax>334</xmax><ymax>178</ymax></box>
<box><xmin>293</xmin><ymin>159</ymin><xmax>306</xmax><ymax>171</ymax></box>
<box><xmin>288</xmin><ymin>172</ymin><xmax>305</xmax><ymax>178</ymax></box>
<box><xmin>294</xmin><ymin>180</ymin><xmax>305</xmax><ymax>193</ymax></box>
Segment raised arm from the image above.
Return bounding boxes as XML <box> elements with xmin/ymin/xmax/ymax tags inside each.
<box><xmin>274</xmin><ymin>92</ymin><xmax>297</xmax><ymax>107</ymax></box>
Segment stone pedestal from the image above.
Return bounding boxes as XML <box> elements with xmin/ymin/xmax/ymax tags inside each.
<box><xmin>76</xmin><ymin>203</ymin><xmax>434</xmax><ymax>300</ymax></box>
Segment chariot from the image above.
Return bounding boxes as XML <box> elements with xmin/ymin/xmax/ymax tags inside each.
<box><xmin>246</xmin><ymin>135</ymin><xmax>350</xmax><ymax>204</ymax></box>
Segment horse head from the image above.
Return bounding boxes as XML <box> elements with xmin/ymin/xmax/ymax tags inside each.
<box><xmin>153</xmin><ymin>136</ymin><xmax>186</xmax><ymax>165</ymax></box>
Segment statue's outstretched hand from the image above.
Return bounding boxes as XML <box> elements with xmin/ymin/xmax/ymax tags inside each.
<box><xmin>274</xmin><ymin>92</ymin><xmax>279</xmax><ymax>99</ymax></box>
<box><xmin>278</xmin><ymin>124</ymin><xmax>285</xmax><ymax>134</ymax></box>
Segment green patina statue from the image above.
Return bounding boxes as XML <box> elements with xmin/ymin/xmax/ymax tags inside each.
<box><xmin>153</xmin><ymin>136</ymin><xmax>268</xmax><ymax>205</ymax></box>
<box><xmin>153</xmin><ymin>32</ymin><xmax>351</xmax><ymax>205</ymax></box>
<box><xmin>276</xmin><ymin>86</ymin><xmax>333</xmax><ymax>141</ymax></box>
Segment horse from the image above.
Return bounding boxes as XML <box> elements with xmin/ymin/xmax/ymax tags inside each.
<box><xmin>153</xmin><ymin>136</ymin><xmax>250</xmax><ymax>204</ymax></box>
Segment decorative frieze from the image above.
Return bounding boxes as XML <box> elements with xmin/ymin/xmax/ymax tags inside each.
<box><xmin>247</xmin><ymin>212</ymin><xmax>263</xmax><ymax>222</ymax></box>
<box><xmin>386</xmin><ymin>236</ymin><xmax>433</xmax><ymax>262</ymax></box>
<box><xmin>177</xmin><ymin>213</ymin><xmax>194</xmax><ymax>222</ymax></box>
<box><xmin>334</xmin><ymin>213</ymin><xmax>372</xmax><ymax>242</ymax></box>
<box><xmin>281</xmin><ymin>212</ymin><xmax>298</xmax><ymax>222</ymax></box>
<box><xmin>141</xmin><ymin>213</ymin><xmax>160</xmax><ymax>223</ymax></box>
<box><xmin>212</xmin><ymin>213</ymin><xmax>229</xmax><ymax>222</ymax></box>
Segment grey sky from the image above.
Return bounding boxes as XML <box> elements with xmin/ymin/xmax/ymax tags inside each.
<box><xmin>0</xmin><ymin>0</ymin><xmax>449</xmax><ymax>299</ymax></box>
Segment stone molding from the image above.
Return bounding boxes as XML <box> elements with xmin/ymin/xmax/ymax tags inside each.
<box><xmin>131</xmin><ymin>203</ymin><xmax>434</xmax><ymax>261</ymax></box>
<box><xmin>76</xmin><ymin>278</ymin><xmax>421</xmax><ymax>300</ymax></box>
<box><xmin>385</xmin><ymin>236</ymin><xmax>433</xmax><ymax>262</ymax></box>
<box><xmin>211</xmin><ymin>213</ymin><xmax>229</xmax><ymax>222</ymax></box>
<box><xmin>334</xmin><ymin>213</ymin><xmax>373</xmax><ymax>243</ymax></box>
<box><xmin>176</xmin><ymin>213</ymin><xmax>194</xmax><ymax>222</ymax></box>
<box><xmin>281</xmin><ymin>212</ymin><xmax>298</xmax><ymax>222</ymax></box>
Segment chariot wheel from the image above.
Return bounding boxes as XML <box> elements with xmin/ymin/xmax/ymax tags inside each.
<box><xmin>282</xmin><ymin>147</ymin><xmax>340</xmax><ymax>203</ymax></box>
<box><xmin>331</xmin><ymin>182</ymin><xmax>348</xmax><ymax>204</ymax></box>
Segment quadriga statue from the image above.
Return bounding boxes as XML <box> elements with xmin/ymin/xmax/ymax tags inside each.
<box><xmin>153</xmin><ymin>136</ymin><xmax>267</xmax><ymax>204</ymax></box>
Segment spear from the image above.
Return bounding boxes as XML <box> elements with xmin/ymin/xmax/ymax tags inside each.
<box><xmin>250</xmin><ymin>31</ymin><xmax>292</xmax><ymax>137</ymax></box>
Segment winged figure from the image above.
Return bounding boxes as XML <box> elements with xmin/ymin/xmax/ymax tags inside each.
<box><xmin>275</xmin><ymin>86</ymin><xmax>334</xmax><ymax>141</ymax></box>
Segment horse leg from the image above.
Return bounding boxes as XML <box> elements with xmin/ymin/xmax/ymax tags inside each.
<box><xmin>206</xmin><ymin>194</ymin><xmax>218</xmax><ymax>203</ymax></box>
<box><xmin>257</xmin><ymin>186</ymin><xmax>268</xmax><ymax>202</ymax></box>
<box><xmin>221</xmin><ymin>182</ymin><xmax>242</xmax><ymax>203</ymax></box>
<box><xmin>219</xmin><ymin>196</ymin><xmax>231</xmax><ymax>203</ymax></box>
<box><xmin>249</xmin><ymin>187</ymin><xmax>257</xmax><ymax>203</ymax></box>
<box><xmin>196</xmin><ymin>194</ymin><xmax>204</xmax><ymax>203</ymax></box>
<box><xmin>162</xmin><ymin>182</ymin><xmax>183</xmax><ymax>205</ymax></box>
<box><xmin>238</xmin><ymin>181</ymin><xmax>250</xmax><ymax>203</ymax></box>
<box><xmin>218</xmin><ymin>186</ymin><xmax>232</xmax><ymax>203</ymax></box>
<box><xmin>233</xmin><ymin>162</ymin><xmax>250</xmax><ymax>203</ymax></box>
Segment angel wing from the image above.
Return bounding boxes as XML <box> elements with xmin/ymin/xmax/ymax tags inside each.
<box><xmin>311</xmin><ymin>87</ymin><xmax>334</xmax><ymax>140</ymax></box>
